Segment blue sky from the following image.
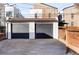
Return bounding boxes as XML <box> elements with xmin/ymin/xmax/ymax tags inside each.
<box><xmin>16</xmin><ymin>3</ymin><xmax>33</xmax><ymax>17</ymax></box>
<box><xmin>48</xmin><ymin>3</ymin><xmax>73</xmax><ymax>10</ymax></box>
<box><xmin>16</xmin><ymin>3</ymin><xmax>73</xmax><ymax>17</ymax></box>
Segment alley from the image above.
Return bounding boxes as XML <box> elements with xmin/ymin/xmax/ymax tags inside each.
<box><xmin>0</xmin><ymin>39</ymin><xmax>66</xmax><ymax>55</ymax></box>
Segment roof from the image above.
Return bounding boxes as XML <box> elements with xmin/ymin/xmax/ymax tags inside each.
<box><xmin>62</xmin><ymin>5</ymin><xmax>74</xmax><ymax>10</ymax></box>
<box><xmin>7</xmin><ymin>17</ymin><xmax>58</xmax><ymax>23</ymax></box>
<box><xmin>40</xmin><ymin>3</ymin><xmax>58</xmax><ymax>9</ymax></box>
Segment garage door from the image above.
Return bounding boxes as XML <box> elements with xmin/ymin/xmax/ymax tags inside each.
<box><xmin>35</xmin><ymin>23</ymin><xmax>53</xmax><ymax>39</ymax></box>
<box><xmin>11</xmin><ymin>23</ymin><xmax>53</xmax><ymax>39</ymax></box>
<box><xmin>12</xmin><ymin>23</ymin><xmax>29</xmax><ymax>39</ymax></box>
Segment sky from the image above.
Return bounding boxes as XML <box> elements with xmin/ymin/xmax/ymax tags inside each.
<box><xmin>15</xmin><ymin>3</ymin><xmax>73</xmax><ymax>17</ymax></box>
<box><xmin>48</xmin><ymin>3</ymin><xmax>73</xmax><ymax>10</ymax></box>
<box><xmin>16</xmin><ymin>3</ymin><xmax>33</xmax><ymax>17</ymax></box>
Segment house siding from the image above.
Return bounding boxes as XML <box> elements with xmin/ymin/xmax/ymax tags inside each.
<box><xmin>63</xmin><ymin>5</ymin><xmax>79</xmax><ymax>26</ymax></box>
<box><xmin>33</xmin><ymin>3</ymin><xmax>58</xmax><ymax>18</ymax></box>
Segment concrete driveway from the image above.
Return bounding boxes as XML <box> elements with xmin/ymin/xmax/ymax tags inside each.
<box><xmin>0</xmin><ymin>39</ymin><xmax>66</xmax><ymax>55</ymax></box>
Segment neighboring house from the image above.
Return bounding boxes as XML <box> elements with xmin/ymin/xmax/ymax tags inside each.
<box><xmin>63</xmin><ymin>5</ymin><xmax>79</xmax><ymax>26</ymax></box>
<box><xmin>0</xmin><ymin>3</ymin><xmax>5</xmax><ymax>26</ymax></box>
<box><xmin>33</xmin><ymin>3</ymin><xmax>58</xmax><ymax>18</ymax></box>
<box><xmin>6</xmin><ymin>3</ymin><xmax>58</xmax><ymax>40</ymax></box>
<box><xmin>28</xmin><ymin>9</ymin><xmax>42</xmax><ymax>18</ymax></box>
<box><xmin>0</xmin><ymin>3</ymin><xmax>23</xmax><ymax>26</ymax></box>
<box><xmin>5</xmin><ymin>4</ymin><xmax>23</xmax><ymax>19</ymax></box>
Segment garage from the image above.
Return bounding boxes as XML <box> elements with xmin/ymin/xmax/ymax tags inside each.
<box><xmin>6</xmin><ymin>18</ymin><xmax>58</xmax><ymax>39</ymax></box>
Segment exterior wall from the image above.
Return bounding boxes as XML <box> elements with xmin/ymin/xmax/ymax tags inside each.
<box><xmin>63</xmin><ymin>6</ymin><xmax>79</xmax><ymax>26</ymax></box>
<box><xmin>73</xmin><ymin>14</ymin><xmax>79</xmax><ymax>26</ymax></box>
<box><xmin>33</xmin><ymin>3</ymin><xmax>58</xmax><ymax>18</ymax></box>
<box><xmin>28</xmin><ymin>9</ymin><xmax>42</xmax><ymax>18</ymax></box>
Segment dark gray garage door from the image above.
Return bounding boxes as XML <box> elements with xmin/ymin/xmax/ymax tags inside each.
<box><xmin>12</xmin><ymin>23</ymin><xmax>29</xmax><ymax>39</ymax></box>
<box><xmin>35</xmin><ymin>24</ymin><xmax>53</xmax><ymax>39</ymax></box>
<box><xmin>11</xmin><ymin>23</ymin><xmax>53</xmax><ymax>39</ymax></box>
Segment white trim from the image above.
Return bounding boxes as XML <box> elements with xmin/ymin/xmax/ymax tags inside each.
<box><xmin>29</xmin><ymin>22</ymin><xmax>35</xmax><ymax>39</ymax></box>
<box><xmin>53</xmin><ymin>22</ymin><xmax>58</xmax><ymax>39</ymax></box>
<box><xmin>7</xmin><ymin>22</ymin><xmax>11</xmax><ymax>39</ymax></box>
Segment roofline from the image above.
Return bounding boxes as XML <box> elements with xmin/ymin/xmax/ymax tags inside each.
<box><xmin>7</xmin><ymin>17</ymin><xmax>58</xmax><ymax>23</ymax></box>
<box><xmin>62</xmin><ymin>5</ymin><xmax>74</xmax><ymax>10</ymax></box>
<box><xmin>40</xmin><ymin>3</ymin><xmax>58</xmax><ymax>9</ymax></box>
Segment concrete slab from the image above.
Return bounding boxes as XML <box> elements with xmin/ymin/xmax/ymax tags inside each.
<box><xmin>0</xmin><ymin>39</ymin><xmax>74</xmax><ymax>55</ymax></box>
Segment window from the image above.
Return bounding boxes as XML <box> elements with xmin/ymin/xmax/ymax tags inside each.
<box><xmin>29</xmin><ymin>9</ymin><xmax>42</xmax><ymax>18</ymax></box>
<box><xmin>71</xmin><ymin>13</ymin><xmax>74</xmax><ymax>19</ymax></box>
<box><xmin>48</xmin><ymin>13</ymin><xmax>51</xmax><ymax>18</ymax></box>
<box><xmin>35</xmin><ymin>13</ymin><xmax>37</xmax><ymax>18</ymax></box>
<box><xmin>6</xmin><ymin>11</ymin><xmax>12</xmax><ymax>17</ymax></box>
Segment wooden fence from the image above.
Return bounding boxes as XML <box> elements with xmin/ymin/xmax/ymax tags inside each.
<box><xmin>59</xmin><ymin>26</ymin><xmax>79</xmax><ymax>54</ymax></box>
